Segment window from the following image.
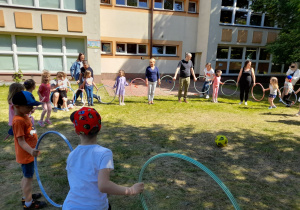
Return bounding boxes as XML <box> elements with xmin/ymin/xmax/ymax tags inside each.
<box><xmin>220</xmin><ymin>0</ymin><xmax>277</xmax><ymax>28</ymax></box>
<box><xmin>116</xmin><ymin>43</ymin><xmax>147</xmax><ymax>54</ymax></box>
<box><xmin>154</xmin><ymin>0</ymin><xmax>162</xmax><ymax>8</ymax></box>
<box><xmin>0</xmin><ymin>0</ymin><xmax>84</xmax><ymax>12</ymax></box>
<box><xmin>0</xmin><ymin>34</ymin><xmax>85</xmax><ymax>72</ymax></box>
<box><xmin>101</xmin><ymin>43</ymin><xmax>111</xmax><ymax>54</ymax></box>
<box><xmin>188</xmin><ymin>2</ymin><xmax>196</xmax><ymax>13</ymax></box>
<box><xmin>216</xmin><ymin>45</ymin><xmax>280</xmax><ymax>75</ymax></box>
<box><xmin>116</xmin><ymin>0</ymin><xmax>148</xmax><ymax>8</ymax></box>
<box><xmin>100</xmin><ymin>0</ymin><xmax>111</xmax><ymax>4</ymax></box>
<box><xmin>152</xmin><ymin>45</ymin><xmax>177</xmax><ymax>56</ymax></box>
<box><xmin>174</xmin><ymin>1</ymin><xmax>183</xmax><ymax>11</ymax></box>
<box><xmin>164</xmin><ymin>0</ymin><xmax>173</xmax><ymax>10</ymax></box>
<box><xmin>154</xmin><ymin>0</ymin><xmax>184</xmax><ymax>11</ymax></box>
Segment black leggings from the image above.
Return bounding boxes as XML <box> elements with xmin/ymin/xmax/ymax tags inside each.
<box><xmin>283</xmin><ymin>93</ymin><xmax>292</xmax><ymax>105</ymax></box>
<box><xmin>240</xmin><ymin>82</ymin><xmax>251</xmax><ymax>102</ymax></box>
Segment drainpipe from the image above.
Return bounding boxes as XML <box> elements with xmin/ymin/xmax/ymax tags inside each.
<box><xmin>150</xmin><ymin>0</ymin><xmax>153</xmax><ymax>58</ymax></box>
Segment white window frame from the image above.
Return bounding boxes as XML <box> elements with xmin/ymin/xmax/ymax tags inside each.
<box><xmin>116</xmin><ymin>43</ymin><xmax>147</xmax><ymax>55</ymax></box>
<box><xmin>115</xmin><ymin>0</ymin><xmax>148</xmax><ymax>8</ymax></box>
<box><xmin>188</xmin><ymin>1</ymin><xmax>196</xmax><ymax>13</ymax></box>
<box><xmin>152</xmin><ymin>45</ymin><xmax>177</xmax><ymax>56</ymax></box>
<box><xmin>0</xmin><ymin>0</ymin><xmax>86</xmax><ymax>12</ymax></box>
<box><xmin>215</xmin><ymin>45</ymin><xmax>283</xmax><ymax>75</ymax></box>
<box><xmin>220</xmin><ymin>0</ymin><xmax>278</xmax><ymax>29</ymax></box>
<box><xmin>154</xmin><ymin>0</ymin><xmax>184</xmax><ymax>11</ymax></box>
<box><xmin>0</xmin><ymin>34</ymin><xmax>85</xmax><ymax>73</ymax></box>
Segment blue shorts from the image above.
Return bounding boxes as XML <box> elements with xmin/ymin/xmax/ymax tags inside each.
<box><xmin>269</xmin><ymin>94</ymin><xmax>276</xmax><ymax>99</ymax></box>
<box><xmin>21</xmin><ymin>161</ymin><xmax>34</xmax><ymax>178</ymax></box>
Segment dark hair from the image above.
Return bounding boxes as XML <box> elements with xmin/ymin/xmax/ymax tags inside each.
<box><xmin>243</xmin><ymin>60</ymin><xmax>251</xmax><ymax>69</ymax></box>
<box><xmin>87</xmin><ymin>127</ymin><xmax>100</xmax><ymax>138</ymax></box>
<box><xmin>24</xmin><ymin>79</ymin><xmax>36</xmax><ymax>91</ymax></box>
<box><xmin>77</xmin><ymin>53</ymin><xmax>84</xmax><ymax>61</ymax></box>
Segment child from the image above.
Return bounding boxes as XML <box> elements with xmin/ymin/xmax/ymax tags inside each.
<box><xmin>212</xmin><ymin>70</ymin><xmax>224</xmax><ymax>103</ymax></box>
<box><xmin>37</xmin><ymin>70</ymin><xmax>52</xmax><ymax>127</ymax></box>
<box><xmin>56</xmin><ymin>72</ymin><xmax>69</xmax><ymax>111</ymax></box>
<box><xmin>24</xmin><ymin>79</ymin><xmax>36</xmax><ymax>93</ymax></box>
<box><xmin>82</xmin><ymin>70</ymin><xmax>98</xmax><ymax>106</ymax></box>
<box><xmin>282</xmin><ymin>75</ymin><xmax>294</xmax><ymax>107</ymax></box>
<box><xmin>12</xmin><ymin>91</ymin><xmax>46</xmax><ymax>209</ymax></box>
<box><xmin>201</xmin><ymin>63</ymin><xmax>215</xmax><ymax>98</ymax></box>
<box><xmin>7</xmin><ymin>83</ymin><xmax>25</xmax><ymax>138</ymax></box>
<box><xmin>113</xmin><ymin>70</ymin><xmax>128</xmax><ymax>105</ymax></box>
<box><xmin>63</xmin><ymin>107</ymin><xmax>144</xmax><ymax>209</ymax></box>
<box><xmin>264</xmin><ymin>77</ymin><xmax>281</xmax><ymax>109</ymax></box>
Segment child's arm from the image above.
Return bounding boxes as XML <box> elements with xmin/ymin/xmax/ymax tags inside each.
<box><xmin>81</xmin><ymin>80</ymin><xmax>86</xmax><ymax>89</ymax></box>
<box><xmin>295</xmin><ymin>88</ymin><xmax>300</xmax><ymax>94</ymax></box>
<box><xmin>264</xmin><ymin>88</ymin><xmax>270</xmax><ymax>91</ymax></box>
<box><xmin>17</xmin><ymin>136</ymin><xmax>39</xmax><ymax>157</ymax></box>
<box><xmin>98</xmin><ymin>168</ymin><xmax>144</xmax><ymax>195</ymax></box>
<box><xmin>277</xmin><ymin>87</ymin><xmax>281</xmax><ymax>97</ymax></box>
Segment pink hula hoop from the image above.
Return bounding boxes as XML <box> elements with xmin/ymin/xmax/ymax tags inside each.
<box><xmin>251</xmin><ymin>83</ymin><xmax>265</xmax><ymax>101</ymax></box>
<box><xmin>130</xmin><ymin>78</ymin><xmax>147</xmax><ymax>96</ymax></box>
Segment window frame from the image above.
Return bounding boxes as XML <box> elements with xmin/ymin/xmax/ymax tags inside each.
<box><xmin>115</xmin><ymin>0</ymin><xmax>148</xmax><ymax>8</ymax></box>
<box><xmin>220</xmin><ymin>0</ymin><xmax>278</xmax><ymax>29</ymax></box>
<box><xmin>115</xmin><ymin>43</ymin><xmax>147</xmax><ymax>55</ymax></box>
<box><xmin>0</xmin><ymin>34</ymin><xmax>85</xmax><ymax>72</ymax></box>
<box><xmin>0</xmin><ymin>0</ymin><xmax>86</xmax><ymax>12</ymax></box>
<box><xmin>154</xmin><ymin>0</ymin><xmax>184</xmax><ymax>11</ymax></box>
<box><xmin>215</xmin><ymin>45</ymin><xmax>284</xmax><ymax>75</ymax></box>
<box><xmin>101</xmin><ymin>42</ymin><xmax>112</xmax><ymax>54</ymax></box>
<box><xmin>188</xmin><ymin>1</ymin><xmax>196</xmax><ymax>13</ymax></box>
<box><xmin>152</xmin><ymin>45</ymin><xmax>177</xmax><ymax>56</ymax></box>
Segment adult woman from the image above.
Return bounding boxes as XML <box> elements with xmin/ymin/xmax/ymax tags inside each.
<box><xmin>237</xmin><ymin>60</ymin><xmax>256</xmax><ymax>105</ymax></box>
<box><xmin>286</xmin><ymin>62</ymin><xmax>300</xmax><ymax>86</ymax></box>
<box><xmin>70</xmin><ymin>53</ymin><xmax>85</xmax><ymax>103</ymax></box>
<box><xmin>145</xmin><ymin>58</ymin><xmax>161</xmax><ymax>104</ymax></box>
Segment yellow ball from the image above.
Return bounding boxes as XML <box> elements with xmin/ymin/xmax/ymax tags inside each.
<box><xmin>215</xmin><ymin>135</ymin><xmax>228</xmax><ymax>147</ymax></box>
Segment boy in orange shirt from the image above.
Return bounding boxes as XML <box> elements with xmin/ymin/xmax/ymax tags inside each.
<box><xmin>12</xmin><ymin>91</ymin><xmax>47</xmax><ymax>209</ymax></box>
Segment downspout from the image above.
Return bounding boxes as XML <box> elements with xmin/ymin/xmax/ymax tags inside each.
<box><xmin>150</xmin><ymin>0</ymin><xmax>153</xmax><ymax>58</ymax></box>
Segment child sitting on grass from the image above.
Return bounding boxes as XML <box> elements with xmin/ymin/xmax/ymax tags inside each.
<box><xmin>12</xmin><ymin>91</ymin><xmax>46</xmax><ymax>209</ymax></box>
<box><xmin>63</xmin><ymin>107</ymin><xmax>144</xmax><ymax>209</ymax></box>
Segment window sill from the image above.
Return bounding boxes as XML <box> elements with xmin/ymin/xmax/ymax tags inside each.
<box><xmin>219</xmin><ymin>23</ymin><xmax>281</xmax><ymax>30</ymax></box>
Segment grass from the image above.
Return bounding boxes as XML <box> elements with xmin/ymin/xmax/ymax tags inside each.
<box><xmin>0</xmin><ymin>84</ymin><xmax>300</xmax><ymax>210</ymax></box>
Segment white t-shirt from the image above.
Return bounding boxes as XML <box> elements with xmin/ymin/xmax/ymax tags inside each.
<box><xmin>269</xmin><ymin>84</ymin><xmax>278</xmax><ymax>95</ymax></box>
<box><xmin>286</xmin><ymin>68</ymin><xmax>300</xmax><ymax>86</ymax></box>
<box><xmin>204</xmin><ymin>68</ymin><xmax>215</xmax><ymax>82</ymax></box>
<box><xmin>85</xmin><ymin>77</ymin><xmax>94</xmax><ymax>87</ymax></box>
<box><xmin>63</xmin><ymin>145</ymin><xmax>114</xmax><ymax>210</ymax></box>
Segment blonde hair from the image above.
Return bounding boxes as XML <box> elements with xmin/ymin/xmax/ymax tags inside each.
<box><xmin>41</xmin><ymin>70</ymin><xmax>51</xmax><ymax>84</ymax></box>
<box><xmin>150</xmin><ymin>58</ymin><xmax>156</xmax><ymax>63</ymax></box>
<box><xmin>7</xmin><ymin>83</ymin><xmax>24</xmax><ymax>103</ymax></box>
<box><xmin>84</xmin><ymin>70</ymin><xmax>92</xmax><ymax>78</ymax></box>
<box><xmin>215</xmin><ymin>69</ymin><xmax>222</xmax><ymax>76</ymax></box>
<box><xmin>270</xmin><ymin>77</ymin><xmax>278</xmax><ymax>89</ymax></box>
<box><xmin>119</xmin><ymin>70</ymin><xmax>125</xmax><ymax>77</ymax></box>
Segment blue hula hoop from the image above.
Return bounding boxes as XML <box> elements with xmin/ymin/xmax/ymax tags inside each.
<box><xmin>50</xmin><ymin>86</ymin><xmax>75</xmax><ymax>110</ymax></box>
<box><xmin>34</xmin><ymin>131</ymin><xmax>73</xmax><ymax>208</ymax></box>
<box><xmin>139</xmin><ymin>153</ymin><xmax>240</xmax><ymax>210</ymax></box>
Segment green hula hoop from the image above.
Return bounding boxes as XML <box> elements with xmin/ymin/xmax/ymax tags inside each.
<box><xmin>139</xmin><ymin>153</ymin><xmax>240</xmax><ymax>210</ymax></box>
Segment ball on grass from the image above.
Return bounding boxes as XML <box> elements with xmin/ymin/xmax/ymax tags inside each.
<box><xmin>215</xmin><ymin>135</ymin><xmax>228</xmax><ymax>147</ymax></box>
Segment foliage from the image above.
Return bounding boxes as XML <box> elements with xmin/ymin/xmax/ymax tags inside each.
<box><xmin>11</xmin><ymin>69</ymin><xmax>24</xmax><ymax>83</ymax></box>
<box><xmin>251</xmin><ymin>0</ymin><xmax>300</xmax><ymax>63</ymax></box>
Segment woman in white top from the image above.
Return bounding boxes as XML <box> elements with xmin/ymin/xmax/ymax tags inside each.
<box><xmin>286</xmin><ymin>63</ymin><xmax>300</xmax><ymax>86</ymax></box>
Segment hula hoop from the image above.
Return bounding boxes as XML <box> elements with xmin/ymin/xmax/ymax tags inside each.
<box><xmin>159</xmin><ymin>75</ymin><xmax>175</xmax><ymax>93</ymax></box>
<box><xmin>221</xmin><ymin>80</ymin><xmax>238</xmax><ymax>96</ymax></box>
<box><xmin>251</xmin><ymin>83</ymin><xmax>265</xmax><ymax>101</ymax></box>
<box><xmin>50</xmin><ymin>86</ymin><xmax>75</xmax><ymax>110</ymax></box>
<box><xmin>34</xmin><ymin>131</ymin><xmax>73</xmax><ymax>208</ymax></box>
<box><xmin>194</xmin><ymin>76</ymin><xmax>210</xmax><ymax>94</ymax></box>
<box><xmin>139</xmin><ymin>153</ymin><xmax>240</xmax><ymax>210</ymax></box>
<box><xmin>279</xmin><ymin>86</ymin><xmax>297</xmax><ymax>106</ymax></box>
<box><xmin>130</xmin><ymin>78</ymin><xmax>147</xmax><ymax>96</ymax></box>
<box><xmin>96</xmin><ymin>85</ymin><xmax>116</xmax><ymax>104</ymax></box>
<box><xmin>73</xmin><ymin>88</ymin><xmax>87</xmax><ymax>108</ymax></box>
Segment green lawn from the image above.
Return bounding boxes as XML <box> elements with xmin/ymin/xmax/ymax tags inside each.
<box><xmin>0</xmin><ymin>85</ymin><xmax>299</xmax><ymax>210</ymax></box>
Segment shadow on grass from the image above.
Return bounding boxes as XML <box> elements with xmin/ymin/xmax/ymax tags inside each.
<box><xmin>1</xmin><ymin>115</ymin><xmax>300</xmax><ymax>210</ymax></box>
<box><xmin>266</xmin><ymin>119</ymin><xmax>300</xmax><ymax>126</ymax></box>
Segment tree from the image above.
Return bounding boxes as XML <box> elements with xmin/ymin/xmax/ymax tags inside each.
<box><xmin>251</xmin><ymin>0</ymin><xmax>300</xmax><ymax>64</ymax></box>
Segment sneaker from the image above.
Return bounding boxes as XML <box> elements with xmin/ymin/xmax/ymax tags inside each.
<box><xmin>97</xmin><ymin>96</ymin><xmax>101</xmax><ymax>103</ymax></box>
<box><xmin>200</xmin><ymin>94</ymin><xmax>204</xmax><ymax>98</ymax></box>
<box><xmin>122</xmin><ymin>103</ymin><xmax>126</xmax><ymax>106</ymax></box>
<box><xmin>272</xmin><ymin>105</ymin><xmax>277</xmax><ymax>108</ymax></box>
<box><xmin>23</xmin><ymin>200</ymin><xmax>47</xmax><ymax>209</ymax></box>
<box><xmin>21</xmin><ymin>194</ymin><xmax>42</xmax><ymax>205</ymax></box>
<box><xmin>90</xmin><ymin>103</ymin><xmax>94</xmax><ymax>106</ymax></box>
<box><xmin>52</xmin><ymin>107</ymin><xmax>58</xmax><ymax>113</ymax></box>
<box><xmin>38</xmin><ymin>120</ymin><xmax>45</xmax><ymax>127</ymax></box>
<box><xmin>296</xmin><ymin>112</ymin><xmax>300</xmax><ymax>116</ymax></box>
<box><xmin>44</xmin><ymin>119</ymin><xmax>52</xmax><ymax>125</ymax></box>
<box><xmin>205</xmin><ymin>95</ymin><xmax>209</xmax><ymax>99</ymax></box>
<box><xmin>238</xmin><ymin>101</ymin><xmax>243</xmax><ymax>105</ymax></box>
<box><xmin>268</xmin><ymin>106</ymin><xmax>272</xmax><ymax>109</ymax></box>
<box><xmin>65</xmin><ymin>108</ymin><xmax>69</xmax><ymax>112</ymax></box>
<box><xmin>245</xmin><ymin>102</ymin><xmax>248</xmax><ymax>106</ymax></box>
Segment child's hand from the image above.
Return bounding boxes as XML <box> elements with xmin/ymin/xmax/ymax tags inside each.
<box><xmin>31</xmin><ymin>149</ymin><xmax>39</xmax><ymax>157</ymax></box>
<box><xmin>128</xmin><ymin>183</ymin><xmax>144</xmax><ymax>195</ymax></box>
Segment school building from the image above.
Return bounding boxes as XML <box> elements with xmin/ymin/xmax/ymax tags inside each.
<box><xmin>0</xmin><ymin>0</ymin><xmax>284</xmax><ymax>82</ymax></box>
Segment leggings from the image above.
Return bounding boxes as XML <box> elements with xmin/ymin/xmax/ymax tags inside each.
<box><xmin>239</xmin><ymin>81</ymin><xmax>251</xmax><ymax>102</ymax></box>
<box><xmin>148</xmin><ymin>81</ymin><xmax>157</xmax><ymax>102</ymax></box>
<box><xmin>283</xmin><ymin>93</ymin><xmax>292</xmax><ymax>105</ymax></box>
<box><xmin>213</xmin><ymin>85</ymin><xmax>219</xmax><ymax>100</ymax></box>
<box><xmin>40</xmin><ymin>102</ymin><xmax>52</xmax><ymax>121</ymax></box>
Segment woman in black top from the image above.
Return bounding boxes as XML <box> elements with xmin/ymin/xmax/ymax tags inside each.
<box><xmin>237</xmin><ymin>60</ymin><xmax>256</xmax><ymax>105</ymax></box>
